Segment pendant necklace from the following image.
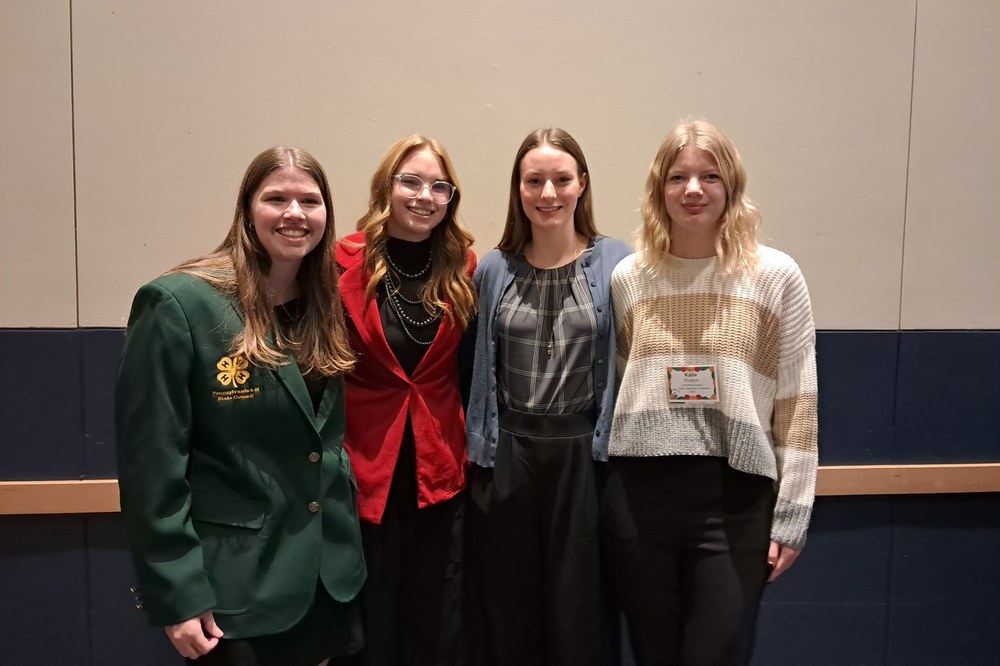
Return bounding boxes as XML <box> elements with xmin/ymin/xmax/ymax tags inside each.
<box><xmin>532</xmin><ymin>266</ymin><xmax>562</xmax><ymax>357</ymax></box>
<box><xmin>528</xmin><ymin>242</ymin><xmax>582</xmax><ymax>357</ymax></box>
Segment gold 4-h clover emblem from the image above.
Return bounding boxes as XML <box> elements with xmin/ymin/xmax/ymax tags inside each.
<box><xmin>216</xmin><ymin>355</ymin><xmax>250</xmax><ymax>388</ymax></box>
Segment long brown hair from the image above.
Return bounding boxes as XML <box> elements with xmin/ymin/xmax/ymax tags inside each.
<box><xmin>498</xmin><ymin>127</ymin><xmax>599</xmax><ymax>253</ymax></box>
<box><xmin>171</xmin><ymin>147</ymin><xmax>354</xmax><ymax>375</ymax></box>
<box><xmin>353</xmin><ymin>135</ymin><xmax>476</xmax><ymax>327</ymax></box>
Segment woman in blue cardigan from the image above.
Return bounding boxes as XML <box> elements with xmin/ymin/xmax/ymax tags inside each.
<box><xmin>464</xmin><ymin>127</ymin><xmax>631</xmax><ymax>666</ymax></box>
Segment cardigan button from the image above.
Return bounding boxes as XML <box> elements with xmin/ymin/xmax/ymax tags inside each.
<box><xmin>308</xmin><ymin>501</ymin><xmax>320</xmax><ymax>513</ymax></box>
<box><xmin>308</xmin><ymin>452</ymin><xmax>321</xmax><ymax>463</ymax></box>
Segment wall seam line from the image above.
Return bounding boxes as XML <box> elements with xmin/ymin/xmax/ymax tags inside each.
<box><xmin>69</xmin><ymin>0</ymin><xmax>81</xmax><ymax>328</ymax></box>
<box><xmin>884</xmin><ymin>2</ymin><xmax>920</xmax><ymax>660</ymax></box>
<box><xmin>896</xmin><ymin>0</ymin><xmax>919</xmax><ymax>331</ymax></box>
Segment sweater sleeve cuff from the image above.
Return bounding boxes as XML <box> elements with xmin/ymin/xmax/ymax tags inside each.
<box><xmin>770</xmin><ymin>496</ymin><xmax>813</xmax><ymax>550</ymax></box>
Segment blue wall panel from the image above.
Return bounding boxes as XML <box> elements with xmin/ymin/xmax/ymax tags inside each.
<box><xmin>753</xmin><ymin>604</ymin><xmax>887</xmax><ymax>666</ymax></box>
<box><xmin>752</xmin><ymin>496</ymin><xmax>892</xmax><ymax>665</ymax></box>
<box><xmin>763</xmin><ymin>497</ymin><xmax>892</xmax><ymax>605</ymax></box>
<box><xmin>0</xmin><ymin>516</ymin><xmax>90</xmax><ymax>665</ymax></box>
<box><xmin>886</xmin><ymin>495</ymin><xmax>1000</xmax><ymax>666</ymax></box>
<box><xmin>81</xmin><ymin>330</ymin><xmax>125</xmax><ymax>478</ymax></box>
<box><xmin>86</xmin><ymin>514</ymin><xmax>184</xmax><ymax>665</ymax></box>
<box><xmin>894</xmin><ymin>331</ymin><xmax>1000</xmax><ymax>462</ymax></box>
<box><xmin>0</xmin><ymin>330</ymin><xmax>85</xmax><ymax>480</ymax></box>
<box><xmin>815</xmin><ymin>331</ymin><xmax>899</xmax><ymax>465</ymax></box>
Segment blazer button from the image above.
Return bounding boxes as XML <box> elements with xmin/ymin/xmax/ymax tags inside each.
<box><xmin>308</xmin><ymin>452</ymin><xmax>321</xmax><ymax>463</ymax></box>
<box><xmin>308</xmin><ymin>501</ymin><xmax>320</xmax><ymax>513</ymax></box>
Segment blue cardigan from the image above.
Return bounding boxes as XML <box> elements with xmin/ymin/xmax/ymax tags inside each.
<box><xmin>464</xmin><ymin>236</ymin><xmax>633</xmax><ymax>467</ymax></box>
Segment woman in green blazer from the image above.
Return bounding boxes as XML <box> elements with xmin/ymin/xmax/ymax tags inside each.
<box><xmin>116</xmin><ymin>147</ymin><xmax>365</xmax><ymax>665</ymax></box>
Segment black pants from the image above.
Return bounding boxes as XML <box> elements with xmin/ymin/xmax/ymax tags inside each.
<box><xmin>466</xmin><ymin>409</ymin><xmax>605</xmax><ymax>666</ymax></box>
<box><xmin>194</xmin><ymin>643</ymin><xmax>362</xmax><ymax>666</ymax></box>
<box><xmin>191</xmin><ymin>586</ymin><xmax>364</xmax><ymax>666</ymax></box>
<box><xmin>602</xmin><ymin>456</ymin><xmax>776</xmax><ymax>666</ymax></box>
<box><xmin>360</xmin><ymin>426</ymin><xmax>464</xmax><ymax>666</ymax></box>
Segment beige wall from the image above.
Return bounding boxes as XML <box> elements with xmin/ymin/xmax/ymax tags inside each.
<box><xmin>0</xmin><ymin>0</ymin><xmax>77</xmax><ymax>327</ymax></box>
<box><xmin>1</xmin><ymin>0</ymin><xmax>997</xmax><ymax>329</ymax></box>
<box><xmin>901</xmin><ymin>0</ymin><xmax>1000</xmax><ymax>328</ymax></box>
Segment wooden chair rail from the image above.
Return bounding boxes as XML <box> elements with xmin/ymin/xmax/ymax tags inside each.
<box><xmin>1</xmin><ymin>464</ymin><xmax>999</xmax><ymax>515</ymax></box>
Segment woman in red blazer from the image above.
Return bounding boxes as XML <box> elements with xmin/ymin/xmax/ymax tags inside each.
<box><xmin>335</xmin><ymin>135</ymin><xmax>477</xmax><ymax>666</ymax></box>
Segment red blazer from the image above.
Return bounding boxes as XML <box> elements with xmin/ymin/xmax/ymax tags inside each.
<box><xmin>335</xmin><ymin>232</ymin><xmax>476</xmax><ymax>523</ymax></box>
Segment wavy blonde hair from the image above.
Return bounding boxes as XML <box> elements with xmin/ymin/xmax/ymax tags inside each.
<box><xmin>638</xmin><ymin>119</ymin><xmax>760</xmax><ymax>273</ymax></box>
<box><xmin>170</xmin><ymin>147</ymin><xmax>355</xmax><ymax>376</ymax></box>
<box><xmin>352</xmin><ymin>135</ymin><xmax>476</xmax><ymax>327</ymax></box>
<box><xmin>498</xmin><ymin>127</ymin><xmax>599</xmax><ymax>253</ymax></box>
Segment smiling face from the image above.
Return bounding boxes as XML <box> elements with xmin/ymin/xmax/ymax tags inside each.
<box><xmin>518</xmin><ymin>143</ymin><xmax>588</xmax><ymax>233</ymax></box>
<box><xmin>387</xmin><ymin>147</ymin><xmax>449</xmax><ymax>242</ymax></box>
<box><xmin>249</xmin><ymin>166</ymin><xmax>327</xmax><ymax>273</ymax></box>
<box><xmin>663</xmin><ymin>146</ymin><xmax>727</xmax><ymax>246</ymax></box>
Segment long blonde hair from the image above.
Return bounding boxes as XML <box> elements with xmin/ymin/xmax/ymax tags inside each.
<box><xmin>638</xmin><ymin>119</ymin><xmax>760</xmax><ymax>273</ymax></box>
<box><xmin>171</xmin><ymin>147</ymin><xmax>354</xmax><ymax>376</ymax></box>
<box><xmin>353</xmin><ymin>135</ymin><xmax>476</xmax><ymax>327</ymax></box>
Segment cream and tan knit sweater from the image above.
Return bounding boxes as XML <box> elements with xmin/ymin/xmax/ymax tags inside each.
<box><xmin>610</xmin><ymin>247</ymin><xmax>818</xmax><ymax>549</ymax></box>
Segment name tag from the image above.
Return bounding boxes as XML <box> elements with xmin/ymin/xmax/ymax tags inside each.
<box><xmin>667</xmin><ymin>365</ymin><xmax>719</xmax><ymax>404</ymax></box>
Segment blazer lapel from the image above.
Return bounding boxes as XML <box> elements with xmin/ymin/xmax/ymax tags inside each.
<box><xmin>314</xmin><ymin>376</ymin><xmax>340</xmax><ymax>433</ymax></box>
<box><xmin>341</xmin><ymin>261</ymin><xmax>410</xmax><ymax>382</ymax></box>
<box><xmin>273</xmin><ymin>359</ymin><xmax>318</xmax><ymax>431</ymax></box>
<box><xmin>407</xmin><ymin>312</ymin><xmax>452</xmax><ymax>378</ymax></box>
<box><xmin>224</xmin><ymin>301</ymin><xmax>322</xmax><ymax>433</ymax></box>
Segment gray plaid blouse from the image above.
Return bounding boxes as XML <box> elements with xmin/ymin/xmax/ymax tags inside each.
<box><xmin>496</xmin><ymin>245</ymin><xmax>597</xmax><ymax>414</ymax></box>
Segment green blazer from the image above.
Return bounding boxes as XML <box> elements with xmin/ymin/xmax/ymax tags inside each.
<box><xmin>115</xmin><ymin>273</ymin><xmax>365</xmax><ymax>638</ymax></box>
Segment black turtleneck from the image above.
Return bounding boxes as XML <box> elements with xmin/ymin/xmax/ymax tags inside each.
<box><xmin>377</xmin><ymin>236</ymin><xmax>441</xmax><ymax>376</ymax></box>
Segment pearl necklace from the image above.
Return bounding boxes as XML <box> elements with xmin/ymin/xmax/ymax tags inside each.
<box><xmin>382</xmin><ymin>246</ymin><xmax>439</xmax><ymax>346</ymax></box>
<box><xmin>385</xmin><ymin>247</ymin><xmax>431</xmax><ymax>278</ymax></box>
<box><xmin>384</xmin><ymin>269</ymin><xmax>423</xmax><ymax>305</ymax></box>
<box><xmin>382</xmin><ymin>278</ymin><xmax>439</xmax><ymax>346</ymax></box>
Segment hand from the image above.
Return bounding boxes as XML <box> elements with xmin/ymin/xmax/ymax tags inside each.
<box><xmin>766</xmin><ymin>540</ymin><xmax>800</xmax><ymax>582</ymax></box>
<box><xmin>164</xmin><ymin>611</ymin><xmax>224</xmax><ymax>659</ymax></box>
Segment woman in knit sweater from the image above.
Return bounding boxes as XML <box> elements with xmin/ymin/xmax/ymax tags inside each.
<box><xmin>604</xmin><ymin>119</ymin><xmax>818</xmax><ymax>665</ymax></box>
<box><xmin>335</xmin><ymin>135</ymin><xmax>477</xmax><ymax>666</ymax></box>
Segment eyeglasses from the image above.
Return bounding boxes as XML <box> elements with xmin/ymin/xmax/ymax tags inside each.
<box><xmin>393</xmin><ymin>174</ymin><xmax>456</xmax><ymax>204</ymax></box>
